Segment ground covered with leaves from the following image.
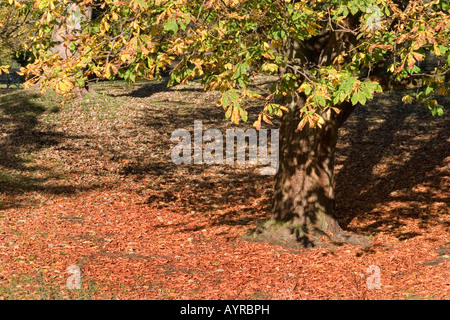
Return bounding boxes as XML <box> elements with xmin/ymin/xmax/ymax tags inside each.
<box><xmin>0</xmin><ymin>77</ymin><xmax>448</xmax><ymax>299</ymax></box>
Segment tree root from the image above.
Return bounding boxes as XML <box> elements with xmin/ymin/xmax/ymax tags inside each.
<box><xmin>243</xmin><ymin>220</ymin><xmax>371</xmax><ymax>250</ymax></box>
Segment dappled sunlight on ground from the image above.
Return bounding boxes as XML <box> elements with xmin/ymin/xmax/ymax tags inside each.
<box><xmin>0</xmin><ymin>80</ymin><xmax>448</xmax><ymax>299</ymax></box>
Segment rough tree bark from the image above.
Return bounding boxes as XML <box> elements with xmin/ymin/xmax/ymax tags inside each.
<box><xmin>252</xmin><ymin>22</ymin><xmax>369</xmax><ymax>247</ymax></box>
<box><xmin>273</xmin><ymin>95</ymin><xmax>340</xmax><ymax>236</ymax></box>
<box><xmin>270</xmin><ymin>93</ymin><xmax>360</xmax><ymax>246</ymax></box>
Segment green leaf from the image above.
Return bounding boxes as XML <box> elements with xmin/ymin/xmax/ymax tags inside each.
<box><xmin>164</xmin><ymin>19</ymin><xmax>178</xmax><ymax>34</ymax></box>
<box><xmin>351</xmin><ymin>91</ymin><xmax>359</xmax><ymax>105</ymax></box>
<box><xmin>316</xmin><ymin>95</ymin><xmax>326</xmax><ymax>107</ymax></box>
<box><xmin>76</xmin><ymin>78</ymin><xmax>85</xmax><ymax>87</ymax></box>
<box><xmin>225</xmin><ymin>106</ymin><xmax>232</xmax><ymax>118</ymax></box>
<box><xmin>221</xmin><ymin>89</ymin><xmax>240</xmax><ymax>108</ymax></box>
<box><xmin>304</xmin><ymin>84</ymin><xmax>312</xmax><ymax>95</ymax></box>
<box><xmin>240</xmin><ymin>108</ymin><xmax>248</xmax><ymax>122</ymax></box>
<box><xmin>358</xmin><ymin>93</ymin><xmax>367</xmax><ymax>105</ymax></box>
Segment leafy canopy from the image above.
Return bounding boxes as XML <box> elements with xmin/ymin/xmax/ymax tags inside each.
<box><xmin>0</xmin><ymin>0</ymin><xmax>39</xmax><ymax>72</ymax></box>
<box><xmin>11</xmin><ymin>0</ymin><xmax>450</xmax><ymax>126</ymax></box>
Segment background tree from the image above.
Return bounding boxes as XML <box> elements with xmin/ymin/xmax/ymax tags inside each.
<box><xmin>15</xmin><ymin>0</ymin><xmax>450</xmax><ymax>246</ymax></box>
<box><xmin>0</xmin><ymin>0</ymin><xmax>38</xmax><ymax>73</ymax></box>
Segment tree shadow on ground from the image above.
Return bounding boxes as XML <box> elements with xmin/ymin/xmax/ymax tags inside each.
<box><xmin>116</xmin><ymin>85</ymin><xmax>448</xmax><ymax>241</ymax></box>
<box><xmin>0</xmin><ymin>89</ymin><xmax>94</xmax><ymax>210</ymax></box>
<box><xmin>335</xmin><ymin>93</ymin><xmax>449</xmax><ymax>240</ymax></box>
<box><xmin>110</xmin><ymin>78</ymin><xmax>204</xmax><ymax>99</ymax></box>
<box><xmin>146</xmin><ymin>165</ymin><xmax>272</xmax><ymax>228</ymax></box>
<box><xmin>121</xmin><ymin>92</ymin><xmax>275</xmax><ymax>230</ymax></box>
<box><xmin>0</xmin><ymin>90</ymin><xmax>60</xmax><ymax>169</ymax></box>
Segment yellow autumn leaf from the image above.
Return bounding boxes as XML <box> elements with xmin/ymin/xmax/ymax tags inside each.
<box><xmin>317</xmin><ymin>115</ymin><xmax>325</xmax><ymax>127</ymax></box>
<box><xmin>101</xmin><ymin>20</ymin><xmax>110</xmax><ymax>33</ymax></box>
<box><xmin>0</xmin><ymin>65</ymin><xmax>9</xmax><ymax>74</ymax></box>
<box><xmin>434</xmin><ymin>42</ymin><xmax>441</xmax><ymax>56</ymax></box>
<box><xmin>262</xmin><ymin>63</ymin><xmax>278</xmax><ymax>73</ymax></box>
<box><xmin>333</xmin><ymin>53</ymin><xmax>347</xmax><ymax>64</ymax></box>
<box><xmin>57</xmin><ymin>79</ymin><xmax>74</xmax><ymax>93</ymax></box>
<box><xmin>157</xmin><ymin>53</ymin><xmax>173</xmax><ymax>66</ymax></box>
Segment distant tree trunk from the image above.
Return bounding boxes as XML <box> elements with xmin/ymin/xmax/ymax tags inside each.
<box><xmin>51</xmin><ymin>2</ymin><xmax>92</xmax><ymax>97</ymax></box>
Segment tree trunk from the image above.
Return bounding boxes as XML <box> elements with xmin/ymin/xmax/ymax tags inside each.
<box><xmin>251</xmin><ymin>25</ymin><xmax>368</xmax><ymax>247</ymax></box>
<box><xmin>51</xmin><ymin>2</ymin><xmax>93</xmax><ymax>96</ymax></box>
<box><xmin>264</xmin><ymin>93</ymin><xmax>365</xmax><ymax>247</ymax></box>
<box><xmin>272</xmin><ymin>94</ymin><xmax>341</xmax><ymax>236</ymax></box>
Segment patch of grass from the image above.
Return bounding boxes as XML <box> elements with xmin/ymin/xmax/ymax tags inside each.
<box><xmin>249</xmin><ymin>289</ymin><xmax>272</xmax><ymax>300</ymax></box>
<box><xmin>0</xmin><ymin>171</ymin><xmax>14</xmax><ymax>182</ymax></box>
<box><xmin>0</xmin><ymin>92</ymin><xmax>45</xmax><ymax>116</ymax></box>
<box><xmin>0</xmin><ymin>269</ymin><xmax>108</xmax><ymax>300</ymax></box>
<box><xmin>76</xmin><ymin>91</ymin><xmax>125</xmax><ymax>121</ymax></box>
<box><xmin>0</xmin><ymin>89</ymin><xmax>63</xmax><ymax>128</ymax></box>
<box><xmin>0</xmin><ymin>171</ymin><xmax>40</xmax><ymax>190</ymax></box>
<box><xmin>405</xmin><ymin>293</ymin><xmax>435</xmax><ymax>300</ymax></box>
